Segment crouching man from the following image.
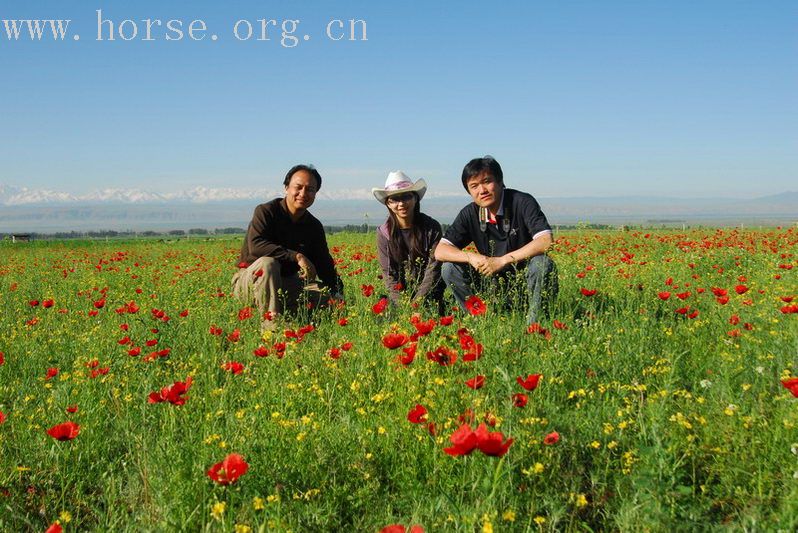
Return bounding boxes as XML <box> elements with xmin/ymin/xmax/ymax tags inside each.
<box><xmin>232</xmin><ymin>164</ymin><xmax>343</xmax><ymax>330</ymax></box>
<box><xmin>434</xmin><ymin>156</ymin><xmax>558</xmax><ymax>324</ymax></box>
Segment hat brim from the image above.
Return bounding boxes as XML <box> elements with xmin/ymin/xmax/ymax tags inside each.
<box><xmin>372</xmin><ymin>179</ymin><xmax>427</xmax><ymax>205</ymax></box>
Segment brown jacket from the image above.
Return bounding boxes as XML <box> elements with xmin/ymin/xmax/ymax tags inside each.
<box><xmin>239</xmin><ymin>198</ymin><xmax>342</xmax><ymax>294</ymax></box>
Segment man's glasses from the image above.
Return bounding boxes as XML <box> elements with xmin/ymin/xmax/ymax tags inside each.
<box><xmin>386</xmin><ymin>193</ymin><xmax>415</xmax><ymax>204</ymax></box>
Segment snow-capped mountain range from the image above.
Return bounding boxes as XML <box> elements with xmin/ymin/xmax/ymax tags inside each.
<box><xmin>0</xmin><ymin>184</ymin><xmax>427</xmax><ymax>205</ymax></box>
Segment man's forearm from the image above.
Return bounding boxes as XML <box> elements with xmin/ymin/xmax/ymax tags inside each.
<box><xmin>435</xmin><ymin>241</ymin><xmax>477</xmax><ymax>264</ymax></box>
<box><xmin>500</xmin><ymin>234</ymin><xmax>553</xmax><ymax>265</ymax></box>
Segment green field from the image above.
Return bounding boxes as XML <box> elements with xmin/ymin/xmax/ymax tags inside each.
<box><xmin>0</xmin><ymin>229</ymin><xmax>796</xmax><ymax>532</ymax></box>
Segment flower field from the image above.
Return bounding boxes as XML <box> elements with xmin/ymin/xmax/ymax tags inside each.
<box><xmin>0</xmin><ymin>228</ymin><xmax>796</xmax><ymax>532</ymax></box>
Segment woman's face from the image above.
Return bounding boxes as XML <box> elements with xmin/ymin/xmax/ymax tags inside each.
<box><xmin>386</xmin><ymin>192</ymin><xmax>417</xmax><ymax>223</ymax></box>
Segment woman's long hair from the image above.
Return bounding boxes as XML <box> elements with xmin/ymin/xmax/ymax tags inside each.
<box><xmin>386</xmin><ymin>193</ymin><xmax>426</xmax><ymax>276</ymax></box>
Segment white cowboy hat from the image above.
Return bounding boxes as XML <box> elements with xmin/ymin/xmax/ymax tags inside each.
<box><xmin>372</xmin><ymin>171</ymin><xmax>427</xmax><ymax>205</ymax></box>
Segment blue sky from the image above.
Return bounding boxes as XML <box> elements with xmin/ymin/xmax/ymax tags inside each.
<box><xmin>1</xmin><ymin>1</ymin><xmax>795</xmax><ymax>198</ymax></box>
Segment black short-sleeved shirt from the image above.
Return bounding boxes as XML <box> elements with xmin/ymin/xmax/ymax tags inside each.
<box><xmin>443</xmin><ymin>188</ymin><xmax>552</xmax><ymax>262</ymax></box>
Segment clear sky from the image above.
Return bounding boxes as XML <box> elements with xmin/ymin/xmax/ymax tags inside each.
<box><xmin>1</xmin><ymin>1</ymin><xmax>795</xmax><ymax>198</ymax></box>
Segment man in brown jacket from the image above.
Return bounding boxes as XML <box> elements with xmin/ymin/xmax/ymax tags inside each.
<box><xmin>232</xmin><ymin>164</ymin><xmax>343</xmax><ymax>330</ymax></box>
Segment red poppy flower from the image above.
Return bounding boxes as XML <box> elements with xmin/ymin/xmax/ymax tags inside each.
<box><xmin>29</xmin><ymin>299</ymin><xmax>40</xmax><ymax>307</ymax></box>
<box><xmin>580</xmin><ymin>288</ymin><xmax>597</xmax><ymax>297</ymax></box>
<box><xmin>711</xmin><ymin>287</ymin><xmax>727</xmax><ymax>297</ymax></box>
<box><xmin>735</xmin><ymin>284</ymin><xmax>749</xmax><ymax>295</ymax></box>
<box><xmin>127</xmin><ymin>346</ymin><xmax>141</xmax><ymax>356</ymax></box>
<box><xmin>209</xmin><ymin>325</ymin><xmax>223</xmax><ymax>336</ymax></box>
<box><xmin>512</xmin><ymin>393</ymin><xmax>528</xmax><ymax>407</ymax></box>
<box><xmin>465</xmin><ymin>375</ymin><xmax>486</xmax><ymax>389</ymax></box>
<box><xmin>145</xmin><ymin>339</ymin><xmax>158</xmax><ymax>347</ymax></box>
<box><xmin>517</xmin><ymin>374</ymin><xmax>542</xmax><ymax>391</ymax></box>
<box><xmin>238</xmin><ymin>307</ymin><xmax>254</xmax><ymax>321</ymax></box>
<box><xmin>543</xmin><ymin>431</ymin><xmax>560</xmax><ymax>445</ymax></box>
<box><xmin>552</xmin><ymin>319</ymin><xmax>568</xmax><ymax>330</ymax></box>
<box><xmin>328</xmin><ymin>347</ymin><xmax>341</xmax><ymax>359</ymax></box>
<box><xmin>42</xmin><ymin>299</ymin><xmax>54</xmax><ymax>308</ymax></box>
<box><xmin>148</xmin><ymin>377</ymin><xmax>193</xmax><ymax>406</ymax></box>
<box><xmin>526</xmin><ymin>323</ymin><xmax>552</xmax><ymax>340</ymax></box>
<box><xmin>443</xmin><ymin>424</ymin><xmax>479</xmax><ymax>456</ymax></box>
<box><xmin>45</xmin><ymin>367</ymin><xmax>59</xmax><ymax>380</ymax></box>
<box><xmin>47</xmin><ymin>421</ymin><xmax>80</xmax><ymax>441</ymax></box>
<box><xmin>474</xmin><ymin>423</ymin><xmax>513</xmax><ymax>457</ymax></box>
<box><xmin>45</xmin><ymin>522</ymin><xmax>62</xmax><ymax>533</ymax></box>
<box><xmin>781</xmin><ymin>378</ymin><xmax>798</xmax><ymax>397</ymax></box>
<box><xmin>675</xmin><ymin>291</ymin><xmax>691</xmax><ymax>300</ymax></box>
<box><xmin>439</xmin><ymin>315</ymin><xmax>454</xmax><ymax>326</ymax></box>
<box><xmin>179</xmin><ymin>309</ymin><xmax>189</xmax><ymax>317</ymax></box>
<box><xmin>413</xmin><ymin>319</ymin><xmax>436</xmax><ymax>336</ymax></box>
<box><xmin>66</xmin><ymin>405</ymin><xmax>78</xmax><ymax>414</ymax></box>
<box><xmin>253</xmin><ymin>346</ymin><xmax>270</xmax><ymax>357</ymax></box>
<box><xmin>361</xmin><ymin>284</ymin><xmax>375</xmax><ymax>297</ymax></box>
<box><xmin>338</xmin><ymin>317</ymin><xmax>348</xmax><ymax>326</ymax></box>
<box><xmin>227</xmin><ymin>329</ymin><xmax>241</xmax><ymax>343</ymax></box>
<box><xmin>382</xmin><ymin>333</ymin><xmax>410</xmax><ymax>350</ymax></box>
<box><xmin>465</xmin><ymin>295</ymin><xmax>486</xmax><ymax>316</ymax></box>
<box><xmin>90</xmin><ymin>367</ymin><xmax>110</xmax><ymax>379</ymax></box>
<box><xmin>380</xmin><ymin>525</ymin><xmax>424</xmax><ymax>533</ymax></box>
<box><xmin>93</xmin><ymin>298</ymin><xmax>106</xmax><ymax>309</ymax></box>
<box><xmin>426</xmin><ymin>346</ymin><xmax>457</xmax><ymax>366</ymax></box>
<box><xmin>781</xmin><ymin>296</ymin><xmax>795</xmax><ymax>303</ymax></box>
<box><xmin>407</xmin><ymin>404</ymin><xmax>428</xmax><ymax>424</ymax></box>
<box><xmin>341</xmin><ymin>342</ymin><xmax>353</xmax><ymax>351</ymax></box>
<box><xmin>461</xmin><ymin>343</ymin><xmax>484</xmax><ymax>362</ymax></box>
<box><xmin>0</xmin><ymin>351</ymin><xmax>5</xmax><ymax>365</ymax></box>
<box><xmin>0</xmin><ymin>411</ymin><xmax>5</xmax><ymax>424</ymax></box>
<box><xmin>399</xmin><ymin>343</ymin><xmax>416</xmax><ymax>365</ymax></box>
<box><xmin>207</xmin><ymin>453</ymin><xmax>249</xmax><ymax>485</ymax></box>
<box><xmin>372</xmin><ymin>297</ymin><xmax>389</xmax><ymax>315</ymax></box>
<box><xmin>222</xmin><ymin>361</ymin><xmax>244</xmax><ymax>375</ymax></box>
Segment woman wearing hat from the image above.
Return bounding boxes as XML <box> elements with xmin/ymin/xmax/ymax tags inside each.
<box><xmin>372</xmin><ymin>171</ymin><xmax>445</xmax><ymax>314</ymax></box>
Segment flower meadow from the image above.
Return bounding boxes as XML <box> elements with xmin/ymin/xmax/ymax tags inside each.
<box><xmin>0</xmin><ymin>228</ymin><xmax>796</xmax><ymax>532</ymax></box>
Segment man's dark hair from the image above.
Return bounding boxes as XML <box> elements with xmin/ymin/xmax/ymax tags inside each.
<box><xmin>461</xmin><ymin>156</ymin><xmax>503</xmax><ymax>191</ymax></box>
<box><xmin>284</xmin><ymin>164</ymin><xmax>322</xmax><ymax>191</ymax></box>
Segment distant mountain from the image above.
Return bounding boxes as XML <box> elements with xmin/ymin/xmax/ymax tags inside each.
<box><xmin>0</xmin><ymin>184</ymin><xmax>795</xmax><ymax>232</ymax></box>
<box><xmin>0</xmin><ymin>184</ymin><xmax>463</xmax><ymax>206</ymax></box>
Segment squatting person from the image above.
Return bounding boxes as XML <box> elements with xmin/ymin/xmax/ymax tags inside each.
<box><xmin>434</xmin><ymin>156</ymin><xmax>558</xmax><ymax>324</ymax></box>
<box><xmin>232</xmin><ymin>164</ymin><xmax>343</xmax><ymax>330</ymax></box>
<box><xmin>372</xmin><ymin>171</ymin><xmax>445</xmax><ymax>315</ymax></box>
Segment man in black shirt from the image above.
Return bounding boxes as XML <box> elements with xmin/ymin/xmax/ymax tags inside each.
<box><xmin>434</xmin><ymin>156</ymin><xmax>558</xmax><ymax>324</ymax></box>
<box><xmin>232</xmin><ymin>164</ymin><xmax>343</xmax><ymax>330</ymax></box>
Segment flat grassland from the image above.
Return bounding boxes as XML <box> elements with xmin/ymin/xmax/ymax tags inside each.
<box><xmin>0</xmin><ymin>229</ymin><xmax>796</xmax><ymax>531</ymax></box>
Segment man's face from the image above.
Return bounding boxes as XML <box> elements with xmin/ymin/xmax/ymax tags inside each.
<box><xmin>465</xmin><ymin>172</ymin><xmax>502</xmax><ymax>210</ymax></box>
<box><xmin>284</xmin><ymin>170</ymin><xmax>318</xmax><ymax>214</ymax></box>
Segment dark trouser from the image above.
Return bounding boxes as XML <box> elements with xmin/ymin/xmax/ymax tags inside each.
<box><xmin>441</xmin><ymin>255</ymin><xmax>558</xmax><ymax>324</ymax></box>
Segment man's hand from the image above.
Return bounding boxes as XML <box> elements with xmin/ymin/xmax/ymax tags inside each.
<box><xmin>472</xmin><ymin>255</ymin><xmax>510</xmax><ymax>277</ymax></box>
<box><xmin>296</xmin><ymin>253</ymin><xmax>317</xmax><ymax>280</ymax></box>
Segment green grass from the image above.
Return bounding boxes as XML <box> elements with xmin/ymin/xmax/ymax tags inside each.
<box><xmin>0</xmin><ymin>229</ymin><xmax>796</xmax><ymax>531</ymax></box>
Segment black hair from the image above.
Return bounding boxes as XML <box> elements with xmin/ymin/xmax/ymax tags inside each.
<box><xmin>284</xmin><ymin>164</ymin><xmax>322</xmax><ymax>191</ymax></box>
<box><xmin>461</xmin><ymin>155</ymin><xmax>503</xmax><ymax>191</ymax></box>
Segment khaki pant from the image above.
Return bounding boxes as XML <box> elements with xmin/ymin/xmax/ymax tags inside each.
<box><xmin>231</xmin><ymin>257</ymin><xmax>325</xmax><ymax>316</ymax></box>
